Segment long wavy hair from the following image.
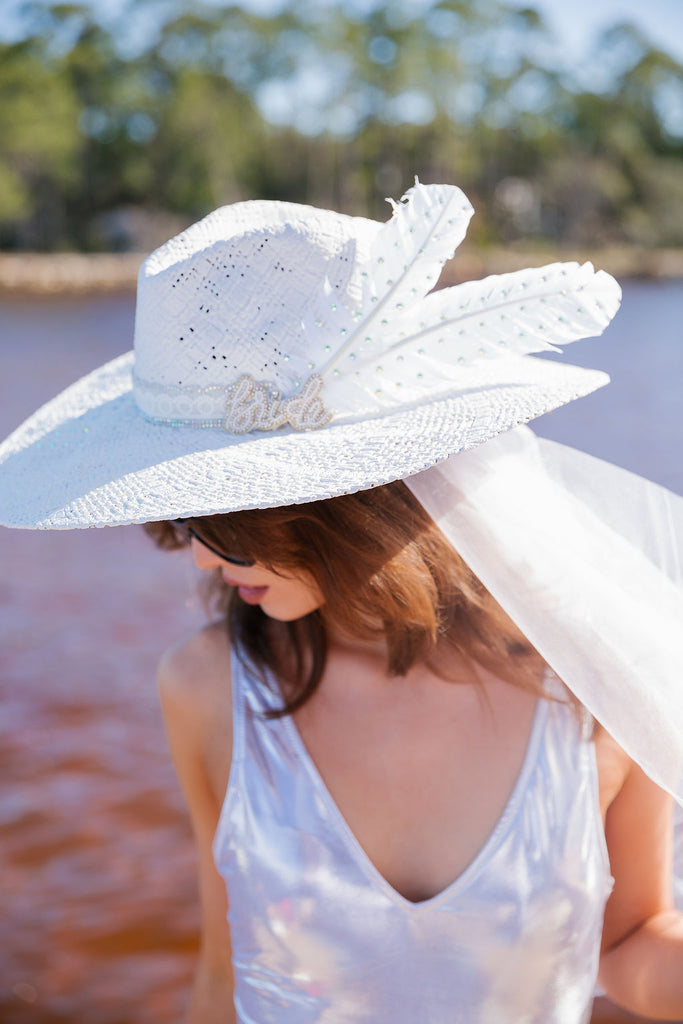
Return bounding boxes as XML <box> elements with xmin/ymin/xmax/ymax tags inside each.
<box><xmin>144</xmin><ymin>480</ymin><xmax>546</xmax><ymax>715</ymax></box>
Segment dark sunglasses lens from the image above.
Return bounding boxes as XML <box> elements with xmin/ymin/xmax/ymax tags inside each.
<box><xmin>173</xmin><ymin>520</ymin><xmax>254</xmax><ymax>567</ymax></box>
<box><xmin>220</xmin><ymin>553</ymin><xmax>254</xmax><ymax>567</ymax></box>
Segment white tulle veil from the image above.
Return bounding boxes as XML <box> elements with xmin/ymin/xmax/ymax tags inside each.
<box><xmin>406</xmin><ymin>425</ymin><xmax>683</xmax><ymax>807</ymax></box>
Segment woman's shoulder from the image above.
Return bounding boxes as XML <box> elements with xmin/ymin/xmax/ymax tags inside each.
<box><xmin>157</xmin><ymin>621</ymin><xmax>234</xmax><ymax>805</ymax></box>
<box><xmin>157</xmin><ymin>621</ymin><xmax>233</xmax><ymax>729</ymax></box>
<box><xmin>592</xmin><ymin>722</ymin><xmax>633</xmax><ymax>819</ymax></box>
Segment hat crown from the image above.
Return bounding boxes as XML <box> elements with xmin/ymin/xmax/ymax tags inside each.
<box><xmin>134</xmin><ymin>201</ymin><xmax>380</xmax><ymax>398</ymax></box>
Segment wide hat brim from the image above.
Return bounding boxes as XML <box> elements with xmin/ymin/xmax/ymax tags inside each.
<box><xmin>0</xmin><ymin>349</ymin><xmax>607</xmax><ymax>529</ymax></box>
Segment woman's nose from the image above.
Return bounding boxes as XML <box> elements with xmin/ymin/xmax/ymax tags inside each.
<box><xmin>190</xmin><ymin>536</ymin><xmax>222</xmax><ymax>570</ymax></box>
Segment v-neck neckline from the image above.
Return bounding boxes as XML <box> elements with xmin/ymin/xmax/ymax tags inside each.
<box><xmin>281</xmin><ymin>690</ymin><xmax>548</xmax><ymax>911</ymax></box>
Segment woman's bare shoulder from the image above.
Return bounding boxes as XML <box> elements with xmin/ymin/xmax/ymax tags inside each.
<box><xmin>157</xmin><ymin>621</ymin><xmax>232</xmax><ymax>721</ymax></box>
<box><xmin>593</xmin><ymin>722</ymin><xmax>632</xmax><ymax>818</ymax></box>
<box><xmin>157</xmin><ymin>621</ymin><xmax>234</xmax><ymax>805</ymax></box>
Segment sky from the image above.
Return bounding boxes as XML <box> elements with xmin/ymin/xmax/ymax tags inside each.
<box><xmin>1</xmin><ymin>0</ymin><xmax>682</xmax><ymax>67</ymax></box>
<box><xmin>506</xmin><ymin>0</ymin><xmax>683</xmax><ymax>66</ymax></box>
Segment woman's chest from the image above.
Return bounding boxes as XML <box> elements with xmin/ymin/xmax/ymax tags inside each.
<box><xmin>291</xmin><ymin>672</ymin><xmax>542</xmax><ymax>903</ymax></box>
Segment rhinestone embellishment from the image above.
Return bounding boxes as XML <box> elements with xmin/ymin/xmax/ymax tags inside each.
<box><xmin>223</xmin><ymin>374</ymin><xmax>332</xmax><ymax>434</ymax></box>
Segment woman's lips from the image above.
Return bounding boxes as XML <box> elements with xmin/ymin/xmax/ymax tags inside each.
<box><xmin>237</xmin><ymin>585</ymin><xmax>269</xmax><ymax>605</ymax></box>
<box><xmin>222</xmin><ymin>574</ymin><xmax>269</xmax><ymax>605</ymax></box>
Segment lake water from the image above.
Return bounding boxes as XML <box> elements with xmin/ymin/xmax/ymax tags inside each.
<box><xmin>0</xmin><ymin>282</ymin><xmax>681</xmax><ymax>1023</ymax></box>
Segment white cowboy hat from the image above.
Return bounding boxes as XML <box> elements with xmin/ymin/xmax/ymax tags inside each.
<box><xmin>0</xmin><ymin>181</ymin><xmax>620</xmax><ymax>529</ymax></box>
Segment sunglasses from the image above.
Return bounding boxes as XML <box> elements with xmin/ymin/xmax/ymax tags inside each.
<box><xmin>173</xmin><ymin>519</ymin><xmax>255</xmax><ymax>567</ymax></box>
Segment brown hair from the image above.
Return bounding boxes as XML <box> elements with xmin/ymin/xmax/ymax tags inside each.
<box><xmin>144</xmin><ymin>480</ymin><xmax>546</xmax><ymax>715</ymax></box>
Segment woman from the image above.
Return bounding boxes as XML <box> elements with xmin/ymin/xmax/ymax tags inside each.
<box><xmin>1</xmin><ymin>182</ymin><xmax>682</xmax><ymax>1022</ymax></box>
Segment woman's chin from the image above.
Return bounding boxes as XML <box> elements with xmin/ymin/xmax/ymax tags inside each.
<box><xmin>258</xmin><ymin>598</ymin><xmax>322</xmax><ymax>622</ymax></box>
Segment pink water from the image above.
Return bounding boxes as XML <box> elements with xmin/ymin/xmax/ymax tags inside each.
<box><xmin>0</xmin><ymin>295</ymin><xmax>205</xmax><ymax>1022</ymax></box>
<box><xmin>0</xmin><ymin>287</ymin><xmax>680</xmax><ymax>1023</ymax></box>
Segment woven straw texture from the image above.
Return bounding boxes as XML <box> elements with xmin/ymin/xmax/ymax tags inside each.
<box><xmin>0</xmin><ymin>350</ymin><xmax>607</xmax><ymax>528</ymax></box>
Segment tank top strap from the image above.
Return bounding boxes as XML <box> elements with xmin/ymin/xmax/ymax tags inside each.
<box><xmin>215</xmin><ymin>646</ymin><xmax>284</xmax><ymax>822</ymax></box>
<box><xmin>231</xmin><ymin>645</ymin><xmax>284</xmax><ymax>716</ymax></box>
<box><xmin>543</xmin><ymin>668</ymin><xmax>595</xmax><ymax>741</ymax></box>
<box><xmin>213</xmin><ymin>646</ymin><xmax>274</xmax><ymax>860</ymax></box>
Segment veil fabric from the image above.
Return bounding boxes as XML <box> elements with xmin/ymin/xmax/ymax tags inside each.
<box><xmin>406</xmin><ymin>426</ymin><xmax>683</xmax><ymax>806</ymax></box>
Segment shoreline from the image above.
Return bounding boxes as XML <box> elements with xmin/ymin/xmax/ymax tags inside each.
<box><xmin>0</xmin><ymin>247</ymin><xmax>682</xmax><ymax>296</ymax></box>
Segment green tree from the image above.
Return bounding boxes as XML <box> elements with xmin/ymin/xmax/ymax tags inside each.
<box><xmin>1</xmin><ymin>0</ymin><xmax>682</xmax><ymax>250</ymax></box>
<box><xmin>0</xmin><ymin>38</ymin><xmax>80</xmax><ymax>246</ymax></box>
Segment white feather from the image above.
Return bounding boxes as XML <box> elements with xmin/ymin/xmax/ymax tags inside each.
<box><xmin>348</xmin><ymin>261</ymin><xmax>622</xmax><ymax>371</ymax></box>
<box><xmin>362</xmin><ymin>180</ymin><xmax>474</xmax><ymax>310</ymax></box>
<box><xmin>307</xmin><ymin>182</ymin><xmax>474</xmax><ymax>377</ymax></box>
<box><xmin>296</xmin><ymin>181</ymin><xmax>622</xmax><ymax>416</ymax></box>
<box><xmin>322</xmin><ymin>261</ymin><xmax>621</xmax><ymax>413</ymax></box>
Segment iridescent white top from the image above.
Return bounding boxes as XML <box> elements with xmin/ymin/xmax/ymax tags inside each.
<box><xmin>213</xmin><ymin>654</ymin><xmax>613</xmax><ymax>1024</ymax></box>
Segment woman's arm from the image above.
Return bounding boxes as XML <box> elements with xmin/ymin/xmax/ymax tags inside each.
<box><xmin>158</xmin><ymin>624</ymin><xmax>236</xmax><ymax>1024</ymax></box>
<box><xmin>599</xmin><ymin>745</ymin><xmax>683</xmax><ymax>1020</ymax></box>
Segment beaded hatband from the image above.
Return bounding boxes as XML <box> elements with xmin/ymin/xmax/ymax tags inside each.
<box><xmin>133</xmin><ymin>372</ymin><xmax>332</xmax><ymax>433</ymax></box>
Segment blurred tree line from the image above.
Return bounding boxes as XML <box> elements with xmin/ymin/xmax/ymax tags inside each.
<box><xmin>1</xmin><ymin>0</ymin><xmax>683</xmax><ymax>251</ymax></box>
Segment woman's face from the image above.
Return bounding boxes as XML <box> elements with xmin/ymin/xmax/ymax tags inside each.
<box><xmin>190</xmin><ymin>536</ymin><xmax>324</xmax><ymax>622</ymax></box>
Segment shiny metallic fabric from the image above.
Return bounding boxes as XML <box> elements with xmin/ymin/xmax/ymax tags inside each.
<box><xmin>213</xmin><ymin>656</ymin><xmax>612</xmax><ymax>1024</ymax></box>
